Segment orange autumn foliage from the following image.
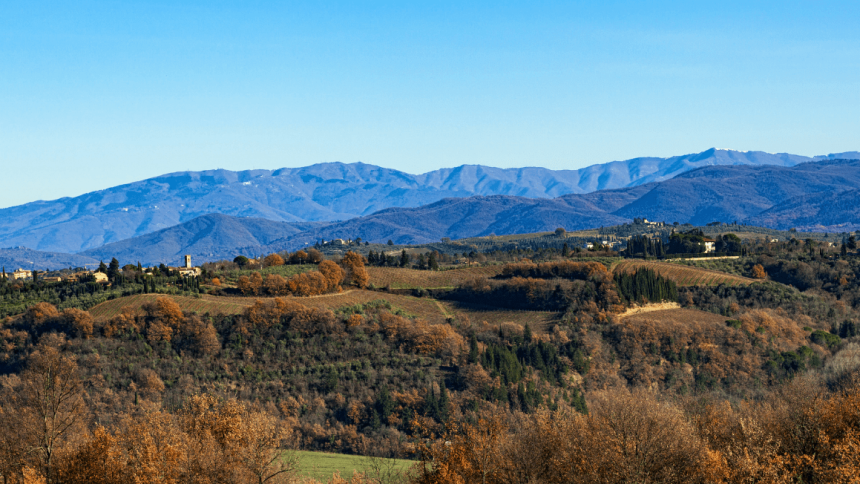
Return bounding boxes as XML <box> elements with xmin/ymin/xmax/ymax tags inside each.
<box><xmin>341</xmin><ymin>251</ymin><xmax>369</xmax><ymax>288</ymax></box>
<box><xmin>240</xmin><ymin>260</ymin><xmax>344</xmax><ymax>297</ymax></box>
<box><xmin>263</xmin><ymin>253</ymin><xmax>285</xmax><ymax>267</ymax></box>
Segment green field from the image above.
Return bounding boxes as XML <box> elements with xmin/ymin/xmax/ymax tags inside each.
<box><xmin>293</xmin><ymin>450</ymin><xmax>415</xmax><ymax>482</ymax></box>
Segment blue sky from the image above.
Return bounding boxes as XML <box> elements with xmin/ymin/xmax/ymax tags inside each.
<box><xmin>1</xmin><ymin>1</ymin><xmax>859</xmax><ymax>208</ymax></box>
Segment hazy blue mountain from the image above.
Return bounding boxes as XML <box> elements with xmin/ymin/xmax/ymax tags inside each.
<box><xmin>2</xmin><ymin>148</ymin><xmax>852</xmax><ymax>254</ymax></box>
<box><xmin>610</xmin><ymin>159</ymin><xmax>860</xmax><ymax>225</ymax></box>
<box><xmin>71</xmin><ymin>158</ymin><xmax>860</xmax><ymax>264</ymax></box>
<box><xmin>256</xmin><ymin>159</ymin><xmax>860</xmax><ymax>251</ymax></box>
<box><xmin>256</xmin><ymin>195</ymin><xmax>631</xmax><ymax>250</ymax></box>
<box><xmin>81</xmin><ymin>214</ymin><xmax>326</xmax><ymax>266</ymax></box>
<box><xmin>0</xmin><ymin>247</ymin><xmax>99</xmax><ymax>272</ymax></box>
<box><xmin>748</xmin><ymin>188</ymin><xmax>860</xmax><ymax>232</ymax></box>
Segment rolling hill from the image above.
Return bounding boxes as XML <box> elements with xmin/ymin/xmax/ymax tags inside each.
<box><xmin>747</xmin><ymin>188</ymin><xmax>860</xmax><ymax>232</ymax></box>
<box><xmin>609</xmin><ymin>159</ymin><xmax>860</xmax><ymax>225</ymax></box>
<box><xmin>2</xmin><ymin>148</ymin><xmax>855</xmax><ymax>254</ymax></box>
<box><xmin>80</xmin><ymin>214</ymin><xmax>324</xmax><ymax>266</ymax></box>
<box><xmin>0</xmin><ymin>247</ymin><xmax>100</xmax><ymax>272</ymax></box>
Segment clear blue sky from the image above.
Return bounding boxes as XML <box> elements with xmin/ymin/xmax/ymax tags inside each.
<box><xmin>2</xmin><ymin>1</ymin><xmax>859</xmax><ymax>208</ymax></box>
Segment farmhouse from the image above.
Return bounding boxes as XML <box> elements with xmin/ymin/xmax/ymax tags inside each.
<box><xmin>703</xmin><ymin>238</ymin><xmax>716</xmax><ymax>253</ymax></box>
<box><xmin>177</xmin><ymin>254</ymin><xmax>202</xmax><ymax>277</ymax></box>
<box><xmin>11</xmin><ymin>269</ymin><xmax>31</xmax><ymax>280</ymax></box>
<box><xmin>63</xmin><ymin>272</ymin><xmax>91</xmax><ymax>282</ymax></box>
<box><xmin>179</xmin><ymin>267</ymin><xmax>202</xmax><ymax>277</ymax></box>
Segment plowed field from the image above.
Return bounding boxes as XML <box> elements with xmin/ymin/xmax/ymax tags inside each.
<box><xmin>612</xmin><ymin>260</ymin><xmax>755</xmax><ymax>287</ymax></box>
<box><xmin>366</xmin><ymin>266</ymin><xmax>504</xmax><ymax>289</ymax></box>
<box><xmin>87</xmin><ymin>289</ymin><xmax>558</xmax><ymax>331</ymax></box>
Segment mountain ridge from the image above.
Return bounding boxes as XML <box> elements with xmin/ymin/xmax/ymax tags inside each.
<box><xmin>3</xmin><ymin>148</ymin><xmax>857</xmax><ymax>254</ymax></box>
<box><xmin>7</xmin><ymin>158</ymin><xmax>860</xmax><ymax>268</ymax></box>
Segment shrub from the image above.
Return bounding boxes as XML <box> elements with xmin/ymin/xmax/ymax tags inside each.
<box><xmin>811</xmin><ymin>330</ymin><xmax>841</xmax><ymax>349</ymax></box>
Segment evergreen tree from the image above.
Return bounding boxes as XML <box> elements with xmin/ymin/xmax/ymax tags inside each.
<box><xmin>97</xmin><ymin>260</ymin><xmax>108</xmax><ymax>273</ymax></box>
<box><xmin>376</xmin><ymin>386</ymin><xmax>395</xmax><ymax>423</ymax></box>
<box><xmin>468</xmin><ymin>334</ymin><xmax>479</xmax><ymax>364</ymax></box>
<box><xmin>400</xmin><ymin>249</ymin><xmax>410</xmax><ymax>267</ymax></box>
<box><xmin>428</xmin><ymin>252</ymin><xmax>439</xmax><ymax>271</ymax></box>
<box><xmin>107</xmin><ymin>258</ymin><xmax>120</xmax><ymax>280</ymax></box>
<box><xmin>438</xmin><ymin>385</ymin><xmax>450</xmax><ymax>422</ymax></box>
<box><xmin>517</xmin><ymin>382</ymin><xmax>529</xmax><ymax>412</ymax></box>
<box><xmin>614</xmin><ymin>268</ymin><xmax>678</xmax><ymax>303</ymax></box>
<box><xmin>570</xmin><ymin>388</ymin><xmax>588</xmax><ymax>414</ymax></box>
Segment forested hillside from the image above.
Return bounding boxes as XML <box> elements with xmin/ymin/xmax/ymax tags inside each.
<box><xmin>2</xmin><ymin>232</ymin><xmax>860</xmax><ymax>482</ymax></box>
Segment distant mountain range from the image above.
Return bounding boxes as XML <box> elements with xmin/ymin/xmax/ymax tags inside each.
<box><xmin>0</xmin><ymin>247</ymin><xmax>99</xmax><ymax>272</ymax></box>
<box><xmin>3</xmin><ymin>149</ymin><xmax>860</xmax><ymax>269</ymax></box>
<box><xmin>3</xmin><ymin>148</ymin><xmax>857</xmax><ymax>255</ymax></box>
<box><xmin>74</xmin><ymin>158</ymin><xmax>860</xmax><ymax>267</ymax></box>
<box><xmin>250</xmin><ymin>159</ymin><xmax>860</xmax><ymax>251</ymax></box>
<box><xmin>81</xmin><ymin>215</ymin><xmax>323</xmax><ymax>267</ymax></box>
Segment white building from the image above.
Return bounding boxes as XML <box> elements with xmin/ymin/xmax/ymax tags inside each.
<box><xmin>11</xmin><ymin>268</ymin><xmax>31</xmax><ymax>280</ymax></box>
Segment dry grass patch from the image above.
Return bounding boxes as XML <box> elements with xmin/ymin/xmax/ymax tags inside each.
<box><xmin>366</xmin><ymin>266</ymin><xmax>504</xmax><ymax>289</ymax></box>
<box><xmin>613</xmin><ymin>260</ymin><xmax>755</xmax><ymax>287</ymax></box>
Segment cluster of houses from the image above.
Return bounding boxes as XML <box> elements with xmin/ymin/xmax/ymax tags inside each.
<box><xmin>3</xmin><ymin>255</ymin><xmax>201</xmax><ymax>283</ymax></box>
<box><xmin>583</xmin><ymin>240</ymin><xmax>624</xmax><ymax>250</ymax></box>
<box><xmin>319</xmin><ymin>238</ymin><xmax>361</xmax><ymax>246</ymax></box>
<box><xmin>2</xmin><ymin>268</ymin><xmax>110</xmax><ymax>283</ymax></box>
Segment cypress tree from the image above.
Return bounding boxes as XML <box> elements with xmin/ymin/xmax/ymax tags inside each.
<box><xmin>468</xmin><ymin>334</ymin><xmax>479</xmax><ymax>363</ymax></box>
<box><xmin>428</xmin><ymin>252</ymin><xmax>439</xmax><ymax>270</ymax></box>
<box><xmin>438</xmin><ymin>385</ymin><xmax>450</xmax><ymax>422</ymax></box>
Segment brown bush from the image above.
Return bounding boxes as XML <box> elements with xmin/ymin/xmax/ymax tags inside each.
<box><xmin>289</xmin><ymin>250</ymin><xmax>309</xmax><ymax>265</ymax></box>
<box><xmin>341</xmin><ymin>251</ymin><xmax>369</xmax><ymax>288</ymax></box>
<box><xmin>142</xmin><ymin>297</ymin><xmax>184</xmax><ymax>343</ymax></box>
<box><xmin>23</xmin><ymin>302</ymin><xmax>59</xmax><ymax>325</ymax></box>
<box><xmin>580</xmin><ymin>389</ymin><xmax>711</xmax><ymax>483</ymax></box>
<box><xmin>237</xmin><ymin>272</ymin><xmax>264</xmax><ymax>296</ymax></box>
<box><xmin>308</xmin><ymin>248</ymin><xmax>324</xmax><ymax>263</ymax></box>
<box><xmin>264</xmin><ymin>274</ymin><xmax>289</xmax><ymax>296</ymax></box>
<box><xmin>263</xmin><ymin>253</ymin><xmax>285</xmax><ymax>267</ymax></box>
<box><xmin>243</xmin><ymin>298</ymin><xmax>337</xmax><ymax>335</ymax></box>
<box><xmin>61</xmin><ymin>308</ymin><xmax>93</xmax><ymax>339</ymax></box>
